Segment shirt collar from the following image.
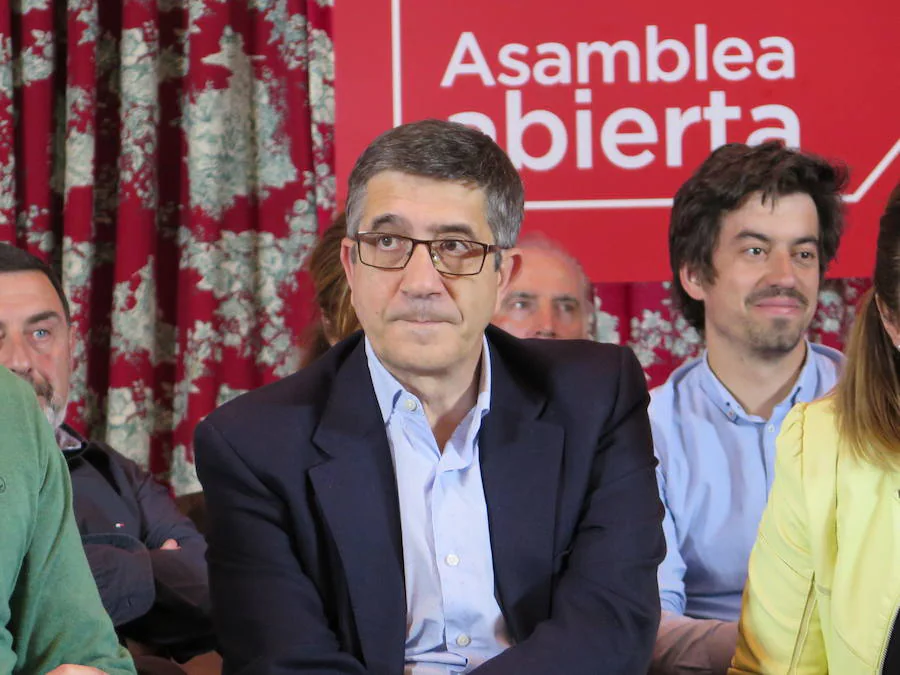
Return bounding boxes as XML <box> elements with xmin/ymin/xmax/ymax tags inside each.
<box><xmin>56</xmin><ymin>422</ymin><xmax>87</xmax><ymax>453</ymax></box>
<box><xmin>365</xmin><ymin>335</ymin><xmax>492</xmax><ymax>426</ymax></box>
<box><xmin>698</xmin><ymin>340</ymin><xmax>819</xmax><ymax>423</ymax></box>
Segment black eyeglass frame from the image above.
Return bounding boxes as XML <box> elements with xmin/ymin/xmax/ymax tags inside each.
<box><xmin>353</xmin><ymin>231</ymin><xmax>505</xmax><ymax>277</ymax></box>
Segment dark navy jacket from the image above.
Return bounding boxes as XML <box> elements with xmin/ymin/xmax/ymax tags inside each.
<box><xmin>64</xmin><ymin>428</ymin><xmax>214</xmax><ymax>661</ymax></box>
<box><xmin>195</xmin><ymin>327</ymin><xmax>665</xmax><ymax>674</ymax></box>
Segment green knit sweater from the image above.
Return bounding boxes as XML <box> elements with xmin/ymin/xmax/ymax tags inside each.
<box><xmin>0</xmin><ymin>366</ymin><xmax>136</xmax><ymax>674</ymax></box>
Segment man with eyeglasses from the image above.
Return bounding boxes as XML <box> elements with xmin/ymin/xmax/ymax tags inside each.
<box><xmin>195</xmin><ymin>119</ymin><xmax>665</xmax><ymax>675</ymax></box>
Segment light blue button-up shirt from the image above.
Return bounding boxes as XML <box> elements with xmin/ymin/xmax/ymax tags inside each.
<box><xmin>365</xmin><ymin>337</ymin><xmax>511</xmax><ymax>675</ymax></box>
<box><xmin>650</xmin><ymin>341</ymin><xmax>844</xmax><ymax>623</ymax></box>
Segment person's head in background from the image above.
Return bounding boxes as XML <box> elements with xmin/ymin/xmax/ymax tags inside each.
<box><xmin>835</xmin><ymin>180</ymin><xmax>900</xmax><ymax>467</ymax></box>
<box><xmin>492</xmin><ymin>233</ymin><xmax>594</xmax><ymax>340</ymax></box>
<box><xmin>0</xmin><ymin>244</ymin><xmax>74</xmax><ymax>430</ymax></box>
<box><xmin>670</xmin><ymin>141</ymin><xmax>847</xmax><ymax>365</ymax></box>
<box><xmin>300</xmin><ymin>213</ymin><xmax>361</xmax><ymax>367</ymax></box>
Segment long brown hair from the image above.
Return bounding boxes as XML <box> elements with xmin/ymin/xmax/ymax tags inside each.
<box><xmin>300</xmin><ymin>214</ymin><xmax>360</xmax><ymax>367</ymax></box>
<box><xmin>834</xmin><ymin>181</ymin><xmax>900</xmax><ymax>467</ymax></box>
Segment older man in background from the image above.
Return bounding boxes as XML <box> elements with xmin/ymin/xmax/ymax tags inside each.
<box><xmin>492</xmin><ymin>233</ymin><xmax>594</xmax><ymax>340</ymax></box>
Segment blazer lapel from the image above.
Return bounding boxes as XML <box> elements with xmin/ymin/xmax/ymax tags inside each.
<box><xmin>309</xmin><ymin>342</ymin><xmax>406</xmax><ymax>675</ymax></box>
<box><xmin>479</xmin><ymin>336</ymin><xmax>564</xmax><ymax>641</ymax></box>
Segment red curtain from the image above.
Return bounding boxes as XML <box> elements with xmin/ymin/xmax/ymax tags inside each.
<box><xmin>0</xmin><ymin>1</ymin><xmax>334</xmax><ymax>494</ymax></box>
<box><xmin>0</xmin><ymin>1</ymin><xmax>867</xmax><ymax>491</ymax></box>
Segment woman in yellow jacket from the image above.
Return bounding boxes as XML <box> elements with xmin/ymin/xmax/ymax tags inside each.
<box><xmin>730</xmin><ymin>181</ymin><xmax>900</xmax><ymax>675</ymax></box>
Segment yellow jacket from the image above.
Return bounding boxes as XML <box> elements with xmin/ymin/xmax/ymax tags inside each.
<box><xmin>729</xmin><ymin>397</ymin><xmax>900</xmax><ymax>674</ymax></box>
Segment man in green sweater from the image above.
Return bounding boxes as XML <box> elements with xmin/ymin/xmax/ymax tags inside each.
<box><xmin>0</xmin><ymin>364</ymin><xmax>136</xmax><ymax>674</ymax></box>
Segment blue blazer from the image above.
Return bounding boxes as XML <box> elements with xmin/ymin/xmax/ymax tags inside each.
<box><xmin>195</xmin><ymin>327</ymin><xmax>664</xmax><ymax>674</ymax></box>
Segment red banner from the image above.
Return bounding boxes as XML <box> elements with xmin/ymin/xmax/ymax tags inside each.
<box><xmin>335</xmin><ymin>0</ymin><xmax>900</xmax><ymax>282</ymax></box>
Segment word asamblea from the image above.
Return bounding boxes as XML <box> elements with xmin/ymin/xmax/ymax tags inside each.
<box><xmin>441</xmin><ymin>26</ymin><xmax>799</xmax><ymax>171</ymax></box>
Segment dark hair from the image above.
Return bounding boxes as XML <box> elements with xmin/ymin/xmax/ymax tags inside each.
<box><xmin>669</xmin><ymin>141</ymin><xmax>848</xmax><ymax>331</ymax></box>
<box><xmin>0</xmin><ymin>243</ymin><xmax>71</xmax><ymax>322</ymax></box>
<box><xmin>345</xmin><ymin>119</ymin><xmax>525</xmax><ymax>248</ymax></box>
<box><xmin>300</xmin><ymin>214</ymin><xmax>360</xmax><ymax>367</ymax></box>
<box><xmin>834</xmin><ymin>181</ymin><xmax>900</xmax><ymax>468</ymax></box>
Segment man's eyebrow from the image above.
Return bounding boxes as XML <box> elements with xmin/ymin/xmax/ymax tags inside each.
<box><xmin>733</xmin><ymin>230</ymin><xmax>820</xmax><ymax>248</ymax></box>
<box><xmin>368</xmin><ymin>213</ymin><xmax>410</xmax><ymax>231</ymax></box>
<box><xmin>733</xmin><ymin>230</ymin><xmax>773</xmax><ymax>245</ymax></box>
<box><xmin>505</xmin><ymin>291</ymin><xmax>537</xmax><ymax>301</ymax></box>
<box><xmin>365</xmin><ymin>217</ymin><xmax>482</xmax><ymax>241</ymax></box>
<box><xmin>431</xmin><ymin>223</ymin><xmax>479</xmax><ymax>239</ymax></box>
<box><xmin>552</xmin><ymin>294</ymin><xmax>581</xmax><ymax>304</ymax></box>
<box><xmin>25</xmin><ymin>310</ymin><xmax>63</xmax><ymax>326</ymax></box>
<box><xmin>0</xmin><ymin>311</ymin><xmax>64</xmax><ymax>332</ymax></box>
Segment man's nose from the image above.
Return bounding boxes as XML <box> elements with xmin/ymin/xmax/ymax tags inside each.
<box><xmin>400</xmin><ymin>242</ymin><xmax>444</xmax><ymax>296</ymax></box>
<box><xmin>1</xmin><ymin>335</ymin><xmax>34</xmax><ymax>375</ymax></box>
<box><xmin>764</xmin><ymin>249</ymin><xmax>799</xmax><ymax>288</ymax></box>
<box><xmin>531</xmin><ymin>303</ymin><xmax>557</xmax><ymax>339</ymax></box>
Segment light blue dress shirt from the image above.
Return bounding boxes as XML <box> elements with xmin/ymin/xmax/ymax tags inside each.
<box><xmin>365</xmin><ymin>337</ymin><xmax>511</xmax><ymax>675</ymax></box>
<box><xmin>649</xmin><ymin>341</ymin><xmax>843</xmax><ymax>623</ymax></box>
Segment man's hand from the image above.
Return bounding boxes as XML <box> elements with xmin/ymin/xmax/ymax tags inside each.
<box><xmin>159</xmin><ymin>538</ymin><xmax>181</xmax><ymax>550</ymax></box>
<box><xmin>47</xmin><ymin>666</ymin><xmax>109</xmax><ymax>674</ymax></box>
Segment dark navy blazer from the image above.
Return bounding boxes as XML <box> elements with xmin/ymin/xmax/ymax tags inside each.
<box><xmin>195</xmin><ymin>326</ymin><xmax>665</xmax><ymax>674</ymax></box>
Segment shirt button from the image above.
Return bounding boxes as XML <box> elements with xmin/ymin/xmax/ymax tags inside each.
<box><xmin>404</xmin><ymin>398</ymin><xmax>417</xmax><ymax>412</ymax></box>
<box><xmin>767</xmin><ymin>424</ymin><xmax>775</xmax><ymax>433</ymax></box>
<box><xmin>445</xmin><ymin>553</ymin><xmax>460</xmax><ymax>567</ymax></box>
<box><xmin>456</xmin><ymin>634</ymin><xmax>471</xmax><ymax>647</ymax></box>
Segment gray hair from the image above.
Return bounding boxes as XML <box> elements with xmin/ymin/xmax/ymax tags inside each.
<box><xmin>516</xmin><ymin>232</ymin><xmax>595</xmax><ymax>310</ymax></box>
<box><xmin>345</xmin><ymin>119</ymin><xmax>525</xmax><ymax>248</ymax></box>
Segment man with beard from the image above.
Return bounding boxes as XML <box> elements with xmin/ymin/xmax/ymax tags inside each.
<box><xmin>0</xmin><ymin>244</ymin><xmax>216</xmax><ymax>675</ymax></box>
<box><xmin>648</xmin><ymin>142</ymin><xmax>847</xmax><ymax>675</ymax></box>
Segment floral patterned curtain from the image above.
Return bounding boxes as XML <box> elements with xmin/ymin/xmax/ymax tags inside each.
<box><xmin>0</xmin><ymin>0</ymin><xmax>334</xmax><ymax>495</ymax></box>
<box><xmin>0</xmin><ymin>0</ymin><xmax>866</xmax><ymax>494</ymax></box>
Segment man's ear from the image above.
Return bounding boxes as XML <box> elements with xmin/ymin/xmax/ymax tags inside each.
<box><xmin>496</xmin><ymin>248</ymin><xmax>522</xmax><ymax>312</ymax></box>
<box><xmin>679</xmin><ymin>265</ymin><xmax>707</xmax><ymax>302</ymax></box>
<box><xmin>340</xmin><ymin>237</ymin><xmax>356</xmax><ymax>287</ymax></box>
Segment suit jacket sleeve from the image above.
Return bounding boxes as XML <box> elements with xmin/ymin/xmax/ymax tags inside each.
<box><xmin>473</xmin><ymin>346</ymin><xmax>665</xmax><ymax>675</ymax></box>
<box><xmin>194</xmin><ymin>417</ymin><xmax>370</xmax><ymax>675</ymax></box>
<box><xmin>729</xmin><ymin>405</ymin><xmax>826</xmax><ymax>674</ymax></box>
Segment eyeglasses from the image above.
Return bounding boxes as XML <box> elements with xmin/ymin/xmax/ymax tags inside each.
<box><xmin>354</xmin><ymin>232</ymin><xmax>503</xmax><ymax>276</ymax></box>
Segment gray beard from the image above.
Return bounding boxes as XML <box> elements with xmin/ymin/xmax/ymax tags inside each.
<box><xmin>15</xmin><ymin>371</ymin><xmax>67</xmax><ymax>431</ymax></box>
<box><xmin>41</xmin><ymin>398</ymin><xmax>68</xmax><ymax>431</ymax></box>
